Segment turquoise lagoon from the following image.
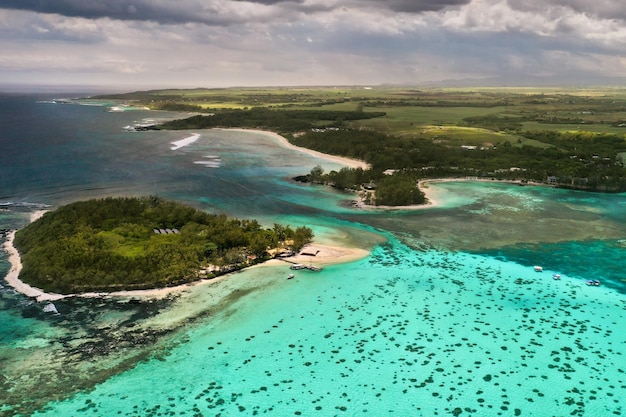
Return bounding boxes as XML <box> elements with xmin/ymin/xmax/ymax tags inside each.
<box><xmin>1</xmin><ymin>95</ymin><xmax>625</xmax><ymax>416</ymax></box>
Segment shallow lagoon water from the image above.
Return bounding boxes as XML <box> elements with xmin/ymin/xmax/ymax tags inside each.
<box><xmin>29</xmin><ymin>241</ymin><xmax>626</xmax><ymax>417</ymax></box>
<box><xmin>1</xmin><ymin>94</ymin><xmax>626</xmax><ymax>416</ymax></box>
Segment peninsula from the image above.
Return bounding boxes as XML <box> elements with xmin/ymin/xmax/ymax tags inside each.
<box><xmin>97</xmin><ymin>86</ymin><xmax>626</xmax><ymax>205</ymax></box>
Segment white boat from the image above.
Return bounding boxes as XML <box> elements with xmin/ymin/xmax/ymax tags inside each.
<box><xmin>552</xmin><ymin>273</ymin><xmax>561</xmax><ymax>280</ymax></box>
<box><xmin>534</xmin><ymin>266</ymin><xmax>543</xmax><ymax>272</ymax></box>
<box><xmin>287</xmin><ymin>273</ymin><xmax>295</xmax><ymax>280</ymax></box>
<box><xmin>43</xmin><ymin>303</ymin><xmax>59</xmax><ymax>314</ymax></box>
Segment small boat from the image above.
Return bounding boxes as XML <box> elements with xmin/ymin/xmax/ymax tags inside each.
<box><xmin>43</xmin><ymin>303</ymin><xmax>59</xmax><ymax>314</ymax></box>
<box><xmin>534</xmin><ymin>266</ymin><xmax>543</xmax><ymax>272</ymax></box>
<box><xmin>287</xmin><ymin>273</ymin><xmax>295</xmax><ymax>280</ymax></box>
<box><xmin>290</xmin><ymin>264</ymin><xmax>306</xmax><ymax>270</ymax></box>
<box><xmin>585</xmin><ymin>280</ymin><xmax>601</xmax><ymax>286</ymax></box>
<box><xmin>552</xmin><ymin>273</ymin><xmax>561</xmax><ymax>280</ymax></box>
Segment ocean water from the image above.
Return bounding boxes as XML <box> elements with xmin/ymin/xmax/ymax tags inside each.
<box><xmin>1</xmin><ymin>93</ymin><xmax>625</xmax><ymax>416</ymax></box>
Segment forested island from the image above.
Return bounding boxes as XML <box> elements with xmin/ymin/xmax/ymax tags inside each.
<box><xmin>98</xmin><ymin>87</ymin><xmax>626</xmax><ymax>203</ymax></box>
<box><xmin>13</xmin><ymin>197</ymin><xmax>313</xmax><ymax>294</ymax></box>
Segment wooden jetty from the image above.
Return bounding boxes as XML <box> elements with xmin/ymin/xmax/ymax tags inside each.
<box><xmin>277</xmin><ymin>258</ymin><xmax>323</xmax><ymax>272</ymax></box>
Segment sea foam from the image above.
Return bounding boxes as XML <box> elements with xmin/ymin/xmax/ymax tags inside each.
<box><xmin>170</xmin><ymin>133</ymin><xmax>200</xmax><ymax>150</ymax></box>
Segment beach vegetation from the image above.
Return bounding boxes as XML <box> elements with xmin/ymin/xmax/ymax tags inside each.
<box><xmin>13</xmin><ymin>197</ymin><xmax>313</xmax><ymax>294</ymax></box>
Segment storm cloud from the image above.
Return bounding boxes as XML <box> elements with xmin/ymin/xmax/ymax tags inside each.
<box><xmin>0</xmin><ymin>0</ymin><xmax>625</xmax><ymax>89</ymax></box>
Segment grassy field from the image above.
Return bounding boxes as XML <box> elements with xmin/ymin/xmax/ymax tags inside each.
<box><xmin>100</xmin><ymin>86</ymin><xmax>626</xmax><ymax>148</ymax></box>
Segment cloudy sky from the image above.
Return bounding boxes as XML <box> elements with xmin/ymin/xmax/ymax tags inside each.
<box><xmin>1</xmin><ymin>0</ymin><xmax>625</xmax><ymax>90</ymax></box>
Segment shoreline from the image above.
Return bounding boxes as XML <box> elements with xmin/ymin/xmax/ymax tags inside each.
<box><xmin>221</xmin><ymin>128</ymin><xmax>371</xmax><ymax>170</ymax></box>
<box><xmin>2</xmin><ymin>210</ymin><xmax>65</xmax><ymax>301</ymax></box>
<box><xmin>222</xmin><ymin>128</ymin><xmax>447</xmax><ymax>211</ymax></box>
<box><xmin>3</xmin><ymin>227</ymin><xmax>369</xmax><ymax>302</ymax></box>
<box><xmin>1</xmin><ymin>127</ymin><xmax>444</xmax><ymax>302</ymax></box>
<box><xmin>351</xmin><ymin>177</ymin><xmax>553</xmax><ymax>211</ymax></box>
<box><xmin>0</xmin><ymin>125</ymin><xmax>375</xmax><ymax>302</ymax></box>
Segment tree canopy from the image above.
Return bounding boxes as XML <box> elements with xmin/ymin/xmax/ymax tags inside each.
<box><xmin>14</xmin><ymin>197</ymin><xmax>312</xmax><ymax>294</ymax></box>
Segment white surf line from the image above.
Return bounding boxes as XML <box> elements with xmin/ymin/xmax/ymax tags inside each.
<box><xmin>170</xmin><ymin>133</ymin><xmax>200</xmax><ymax>150</ymax></box>
<box><xmin>193</xmin><ymin>161</ymin><xmax>221</xmax><ymax>168</ymax></box>
<box><xmin>193</xmin><ymin>154</ymin><xmax>221</xmax><ymax>168</ymax></box>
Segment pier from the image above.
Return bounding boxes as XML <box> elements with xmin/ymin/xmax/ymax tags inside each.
<box><xmin>277</xmin><ymin>258</ymin><xmax>323</xmax><ymax>272</ymax></box>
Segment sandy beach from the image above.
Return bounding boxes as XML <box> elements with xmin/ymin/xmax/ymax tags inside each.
<box><xmin>276</xmin><ymin>243</ymin><xmax>369</xmax><ymax>266</ymax></box>
<box><xmin>3</xmin><ymin>228</ymin><xmax>369</xmax><ymax>301</ymax></box>
<box><xmin>222</xmin><ymin>128</ymin><xmax>371</xmax><ymax>170</ymax></box>
<box><xmin>2</xmin><ymin>207</ymin><xmax>370</xmax><ymax>301</ymax></box>
<box><xmin>362</xmin><ymin>177</ymin><xmax>551</xmax><ymax>211</ymax></box>
<box><xmin>2</xmin><ymin>210</ymin><xmax>64</xmax><ymax>301</ymax></box>
<box><xmin>351</xmin><ymin>179</ymin><xmax>445</xmax><ymax>211</ymax></box>
<box><xmin>223</xmin><ymin>128</ymin><xmax>451</xmax><ymax>211</ymax></box>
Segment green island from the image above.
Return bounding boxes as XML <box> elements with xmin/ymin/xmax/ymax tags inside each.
<box><xmin>13</xmin><ymin>197</ymin><xmax>313</xmax><ymax>294</ymax></box>
<box><xmin>97</xmin><ymin>86</ymin><xmax>626</xmax><ymax>205</ymax></box>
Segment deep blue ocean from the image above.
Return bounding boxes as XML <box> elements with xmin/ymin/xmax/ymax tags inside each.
<box><xmin>1</xmin><ymin>93</ymin><xmax>625</xmax><ymax>416</ymax></box>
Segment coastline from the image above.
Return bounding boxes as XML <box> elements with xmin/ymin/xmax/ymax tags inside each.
<box><xmin>221</xmin><ymin>128</ymin><xmax>371</xmax><ymax>170</ymax></box>
<box><xmin>355</xmin><ymin>177</ymin><xmax>552</xmax><ymax>211</ymax></box>
<box><xmin>0</xmin><ymin>128</ymin><xmax>375</xmax><ymax>302</ymax></box>
<box><xmin>3</xmin><ymin>204</ymin><xmax>370</xmax><ymax>301</ymax></box>
<box><xmin>351</xmin><ymin>179</ymin><xmax>444</xmax><ymax>211</ymax></box>
<box><xmin>2</xmin><ymin>210</ymin><xmax>67</xmax><ymax>302</ymax></box>
<box><xmin>221</xmin><ymin>128</ymin><xmax>449</xmax><ymax>210</ymax></box>
<box><xmin>3</xmin><ymin>228</ymin><xmax>369</xmax><ymax>301</ymax></box>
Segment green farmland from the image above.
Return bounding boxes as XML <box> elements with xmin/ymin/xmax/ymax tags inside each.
<box><xmin>97</xmin><ymin>86</ymin><xmax>626</xmax><ymax>193</ymax></box>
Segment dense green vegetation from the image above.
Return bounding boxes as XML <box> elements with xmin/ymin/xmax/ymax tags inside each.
<box><xmin>303</xmin><ymin>165</ymin><xmax>426</xmax><ymax>206</ymax></box>
<box><xmin>97</xmin><ymin>86</ymin><xmax>626</xmax><ymax>197</ymax></box>
<box><xmin>155</xmin><ymin>107</ymin><xmax>386</xmax><ymax>133</ymax></box>
<box><xmin>293</xmin><ymin>128</ymin><xmax>626</xmax><ymax>192</ymax></box>
<box><xmin>14</xmin><ymin>197</ymin><xmax>313</xmax><ymax>294</ymax></box>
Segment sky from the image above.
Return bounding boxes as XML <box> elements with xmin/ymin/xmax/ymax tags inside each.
<box><xmin>1</xmin><ymin>0</ymin><xmax>626</xmax><ymax>90</ymax></box>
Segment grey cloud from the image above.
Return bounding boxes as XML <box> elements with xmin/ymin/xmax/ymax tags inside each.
<box><xmin>229</xmin><ymin>0</ymin><xmax>301</xmax><ymax>3</ymax></box>
<box><xmin>508</xmin><ymin>0</ymin><xmax>626</xmax><ymax>20</ymax></box>
<box><xmin>0</xmin><ymin>0</ymin><xmax>473</xmax><ymax>26</ymax></box>
<box><xmin>0</xmin><ymin>0</ymin><xmax>244</xmax><ymax>25</ymax></box>
<box><xmin>362</xmin><ymin>0</ymin><xmax>471</xmax><ymax>13</ymax></box>
<box><xmin>232</xmin><ymin>0</ymin><xmax>471</xmax><ymax>13</ymax></box>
